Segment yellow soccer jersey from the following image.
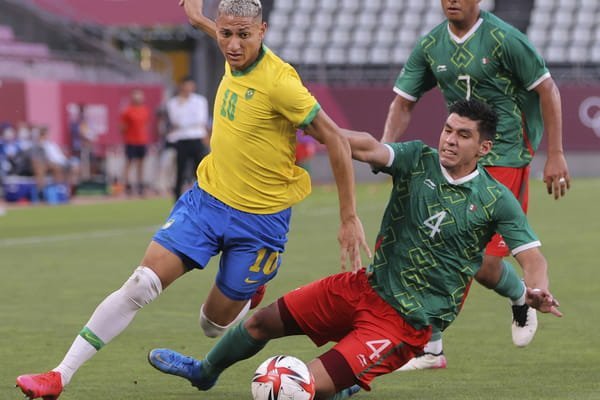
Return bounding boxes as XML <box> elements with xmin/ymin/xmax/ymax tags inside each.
<box><xmin>197</xmin><ymin>45</ymin><xmax>320</xmax><ymax>214</ymax></box>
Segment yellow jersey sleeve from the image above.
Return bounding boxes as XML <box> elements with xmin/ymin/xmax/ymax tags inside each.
<box><xmin>271</xmin><ymin>68</ymin><xmax>321</xmax><ymax>130</ymax></box>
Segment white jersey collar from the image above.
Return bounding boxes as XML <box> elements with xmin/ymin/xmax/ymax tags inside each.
<box><xmin>447</xmin><ymin>18</ymin><xmax>484</xmax><ymax>44</ymax></box>
<box><xmin>440</xmin><ymin>164</ymin><xmax>480</xmax><ymax>185</ymax></box>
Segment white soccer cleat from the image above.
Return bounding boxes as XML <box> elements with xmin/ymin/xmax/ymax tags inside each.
<box><xmin>396</xmin><ymin>352</ymin><xmax>447</xmax><ymax>371</ymax></box>
<box><xmin>511</xmin><ymin>304</ymin><xmax>538</xmax><ymax>347</ymax></box>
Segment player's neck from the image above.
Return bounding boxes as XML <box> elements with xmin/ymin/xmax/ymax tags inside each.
<box><xmin>447</xmin><ymin>13</ymin><xmax>481</xmax><ymax>38</ymax></box>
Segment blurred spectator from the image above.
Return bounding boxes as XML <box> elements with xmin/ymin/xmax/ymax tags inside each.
<box><xmin>67</xmin><ymin>103</ymin><xmax>98</xmax><ymax>180</ymax></box>
<box><xmin>120</xmin><ymin>88</ymin><xmax>151</xmax><ymax>196</ymax></box>
<box><xmin>30</xmin><ymin>126</ymin><xmax>80</xmax><ymax>200</ymax></box>
<box><xmin>67</xmin><ymin>103</ymin><xmax>89</xmax><ymax>159</ymax></box>
<box><xmin>155</xmin><ymin>104</ymin><xmax>176</xmax><ymax>197</ymax></box>
<box><xmin>16</xmin><ymin>121</ymin><xmax>34</xmax><ymax>152</ymax></box>
<box><xmin>1</xmin><ymin>125</ymin><xmax>34</xmax><ymax>177</ymax></box>
<box><xmin>166</xmin><ymin>76</ymin><xmax>210</xmax><ymax>200</ymax></box>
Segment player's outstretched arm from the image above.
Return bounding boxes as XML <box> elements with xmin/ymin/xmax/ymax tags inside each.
<box><xmin>304</xmin><ymin>111</ymin><xmax>371</xmax><ymax>272</ymax></box>
<box><xmin>514</xmin><ymin>247</ymin><xmax>562</xmax><ymax>317</ymax></box>
<box><xmin>535</xmin><ymin>77</ymin><xmax>570</xmax><ymax>199</ymax></box>
<box><xmin>380</xmin><ymin>95</ymin><xmax>416</xmax><ymax>143</ymax></box>
<box><xmin>179</xmin><ymin>0</ymin><xmax>217</xmax><ymax>40</ymax></box>
<box><xmin>342</xmin><ymin>129</ymin><xmax>392</xmax><ymax>168</ymax></box>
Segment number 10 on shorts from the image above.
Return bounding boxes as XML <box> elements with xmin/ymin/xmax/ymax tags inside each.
<box><xmin>249</xmin><ymin>248</ymin><xmax>280</xmax><ymax>276</ymax></box>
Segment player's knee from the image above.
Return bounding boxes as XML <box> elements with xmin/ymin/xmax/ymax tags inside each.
<box><xmin>199</xmin><ymin>301</ymin><xmax>251</xmax><ymax>338</ymax></box>
<box><xmin>244</xmin><ymin>309</ymin><xmax>273</xmax><ymax>341</ymax></box>
<box><xmin>121</xmin><ymin>266</ymin><xmax>162</xmax><ymax>308</ymax></box>
<box><xmin>199</xmin><ymin>305</ymin><xmax>228</xmax><ymax>337</ymax></box>
<box><xmin>474</xmin><ymin>269</ymin><xmax>496</xmax><ymax>288</ymax></box>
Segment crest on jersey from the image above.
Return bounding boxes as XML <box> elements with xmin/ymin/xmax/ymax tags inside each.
<box><xmin>245</xmin><ymin>88</ymin><xmax>255</xmax><ymax>100</ymax></box>
<box><xmin>482</xmin><ymin>57</ymin><xmax>489</xmax><ymax>64</ymax></box>
<box><xmin>468</xmin><ymin>204</ymin><xmax>477</xmax><ymax>212</ymax></box>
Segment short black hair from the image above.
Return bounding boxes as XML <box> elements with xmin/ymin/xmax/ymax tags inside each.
<box><xmin>448</xmin><ymin>99</ymin><xmax>497</xmax><ymax>142</ymax></box>
<box><xmin>180</xmin><ymin>76</ymin><xmax>194</xmax><ymax>84</ymax></box>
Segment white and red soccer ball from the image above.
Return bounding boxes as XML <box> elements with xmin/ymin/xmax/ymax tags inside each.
<box><xmin>251</xmin><ymin>355</ymin><xmax>316</xmax><ymax>400</ymax></box>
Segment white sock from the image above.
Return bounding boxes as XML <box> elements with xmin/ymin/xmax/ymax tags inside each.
<box><xmin>53</xmin><ymin>336</ymin><xmax>96</xmax><ymax>386</ymax></box>
<box><xmin>53</xmin><ymin>267</ymin><xmax>162</xmax><ymax>386</ymax></box>
<box><xmin>423</xmin><ymin>338</ymin><xmax>443</xmax><ymax>355</ymax></box>
<box><xmin>511</xmin><ymin>281</ymin><xmax>527</xmax><ymax>306</ymax></box>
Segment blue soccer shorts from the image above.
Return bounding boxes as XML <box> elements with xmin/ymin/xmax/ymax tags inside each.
<box><xmin>153</xmin><ymin>184</ymin><xmax>291</xmax><ymax>301</ymax></box>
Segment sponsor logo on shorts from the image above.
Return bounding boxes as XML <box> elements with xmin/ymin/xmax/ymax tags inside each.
<box><xmin>244</xmin><ymin>277</ymin><xmax>260</xmax><ymax>284</ymax></box>
<box><xmin>161</xmin><ymin>218</ymin><xmax>175</xmax><ymax>230</ymax></box>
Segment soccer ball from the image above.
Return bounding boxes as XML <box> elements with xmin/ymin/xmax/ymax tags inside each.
<box><xmin>251</xmin><ymin>355</ymin><xmax>316</xmax><ymax>400</ymax></box>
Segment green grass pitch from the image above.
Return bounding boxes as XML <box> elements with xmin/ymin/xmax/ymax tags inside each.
<box><xmin>1</xmin><ymin>179</ymin><xmax>599</xmax><ymax>399</ymax></box>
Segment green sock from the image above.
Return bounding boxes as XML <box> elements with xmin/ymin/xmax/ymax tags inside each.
<box><xmin>203</xmin><ymin>322</ymin><xmax>268</xmax><ymax>376</ymax></box>
<box><xmin>429</xmin><ymin>328</ymin><xmax>442</xmax><ymax>342</ymax></box>
<box><xmin>493</xmin><ymin>260</ymin><xmax>525</xmax><ymax>302</ymax></box>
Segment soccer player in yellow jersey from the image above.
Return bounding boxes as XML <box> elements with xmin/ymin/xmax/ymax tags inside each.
<box><xmin>15</xmin><ymin>1</ymin><xmax>370</xmax><ymax>398</ymax></box>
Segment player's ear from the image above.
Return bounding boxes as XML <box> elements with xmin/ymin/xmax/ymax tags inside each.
<box><xmin>478</xmin><ymin>139</ymin><xmax>492</xmax><ymax>156</ymax></box>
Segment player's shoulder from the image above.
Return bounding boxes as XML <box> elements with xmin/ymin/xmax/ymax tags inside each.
<box><xmin>263</xmin><ymin>47</ymin><xmax>303</xmax><ymax>85</ymax></box>
<box><xmin>415</xmin><ymin>21</ymin><xmax>448</xmax><ymax>47</ymax></box>
<box><xmin>389</xmin><ymin>140</ymin><xmax>437</xmax><ymax>164</ymax></box>
<box><xmin>481</xmin><ymin>11</ymin><xmax>531</xmax><ymax>44</ymax></box>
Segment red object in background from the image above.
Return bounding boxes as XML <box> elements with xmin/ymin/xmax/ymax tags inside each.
<box><xmin>120</xmin><ymin>105</ymin><xmax>151</xmax><ymax>146</ymax></box>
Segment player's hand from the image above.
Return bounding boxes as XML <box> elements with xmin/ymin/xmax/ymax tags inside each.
<box><xmin>526</xmin><ymin>287</ymin><xmax>562</xmax><ymax>317</ymax></box>
<box><xmin>543</xmin><ymin>151</ymin><xmax>570</xmax><ymax>200</ymax></box>
<box><xmin>179</xmin><ymin>0</ymin><xmax>204</xmax><ymax>18</ymax></box>
<box><xmin>338</xmin><ymin>216</ymin><xmax>372</xmax><ymax>273</ymax></box>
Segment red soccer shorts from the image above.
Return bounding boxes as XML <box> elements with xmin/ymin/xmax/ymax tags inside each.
<box><xmin>484</xmin><ymin>165</ymin><xmax>530</xmax><ymax>257</ymax></box>
<box><xmin>280</xmin><ymin>269</ymin><xmax>431</xmax><ymax>391</ymax></box>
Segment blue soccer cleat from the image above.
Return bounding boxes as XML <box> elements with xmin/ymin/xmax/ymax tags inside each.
<box><xmin>148</xmin><ymin>348</ymin><xmax>218</xmax><ymax>390</ymax></box>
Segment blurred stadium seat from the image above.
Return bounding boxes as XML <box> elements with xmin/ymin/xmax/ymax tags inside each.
<box><xmin>265</xmin><ymin>0</ymin><xmax>500</xmax><ymax>66</ymax></box>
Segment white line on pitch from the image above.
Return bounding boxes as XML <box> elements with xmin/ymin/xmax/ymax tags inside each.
<box><xmin>0</xmin><ymin>226</ymin><xmax>158</xmax><ymax>247</ymax></box>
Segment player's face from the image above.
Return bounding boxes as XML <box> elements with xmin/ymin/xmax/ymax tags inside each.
<box><xmin>438</xmin><ymin>113</ymin><xmax>491</xmax><ymax>178</ymax></box>
<box><xmin>131</xmin><ymin>90</ymin><xmax>144</xmax><ymax>104</ymax></box>
<box><xmin>216</xmin><ymin>14</ymin><xmax>266</xmax><ymax>71</ymax></box>
<box><xmin>440</xmin><ymin>0</ymin><xmax>481</xmax><ymax>26</ymax></box>
<box><xmin>180</xmin><ymin>80</ymin><xmax>196</xmax><ymax>96</ymax></box>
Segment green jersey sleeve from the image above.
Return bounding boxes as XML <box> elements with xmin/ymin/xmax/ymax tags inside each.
<box><xmin>393</xmin><ymin>39</ymin><xmax>438</xmax><ymax>100</ymax></box>
<box><xmin>500</xmin><ymin>31</ymin><xmax>549</xmax><ymax>90</ymax></box>
<box><xmin>379</xmin><ymin>141</ymin><xmax>428</xmax><ymax>177</ymax></box>
<box><xmin>493</xmin><ymin>189</ymin><xmax>541</xmax><ymax>254</ymax></box>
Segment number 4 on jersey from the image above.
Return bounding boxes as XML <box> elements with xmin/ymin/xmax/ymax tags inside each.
<box><xmin>424</xmin><ymin>211</ymin><xmax>447</xmax><ymax>238</ymax></box>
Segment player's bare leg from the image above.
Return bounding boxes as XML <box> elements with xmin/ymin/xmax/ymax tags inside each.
<box><xmin>16</xmin><ymin>242</ymin><xmax>185</xmax><ymax>399</ymax></box>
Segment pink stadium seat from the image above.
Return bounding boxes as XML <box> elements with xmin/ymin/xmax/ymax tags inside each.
<box><xmin>0</xmin><ymin>42</ymin><xmax>50</xmax><ymax>58</ymax></box>
<box><xmin>0</xmin><ymin>25</ymin><xmax>15</xmax><ymax>42</ymax></box>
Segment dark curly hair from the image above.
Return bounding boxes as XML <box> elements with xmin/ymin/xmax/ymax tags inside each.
<box><xmin>448</xmin><ymin>99</ymin><xmax>498</xmax><ymax>142</ymax></box>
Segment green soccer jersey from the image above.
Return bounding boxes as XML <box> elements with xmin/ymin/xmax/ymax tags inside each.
<box><xmin>368</xmin><ymin>141</ymin><xmax>540</xmax><ymax>331</ymax></box>
<box><xmin>394</xmin><ymin>11</ymin><xmax>549</xmax><ymax>167</ymax></box>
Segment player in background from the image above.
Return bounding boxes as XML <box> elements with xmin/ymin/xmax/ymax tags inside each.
<box><xmin>166</xmin><ymin>76</ymin><xmax>211</xmax><ymax>200</ymax></box>
<box><xmin>381</xmin><ymin>0</ymin><xmax>570</xmax><ymax>370</ymax></box>
<box><xmin>15</xmin><ymin>0</ymin><xmax>370</xmax><ymax>398</ymax></box>
<box><xmin>148</xmin><ymin>99</ymin><xmax>562</xmax><ymax>399</ymax></box>
<box><xmin>120</xmin><ymin>88</ymin><xmax>151</xmax><ymax>197</ymax></box>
